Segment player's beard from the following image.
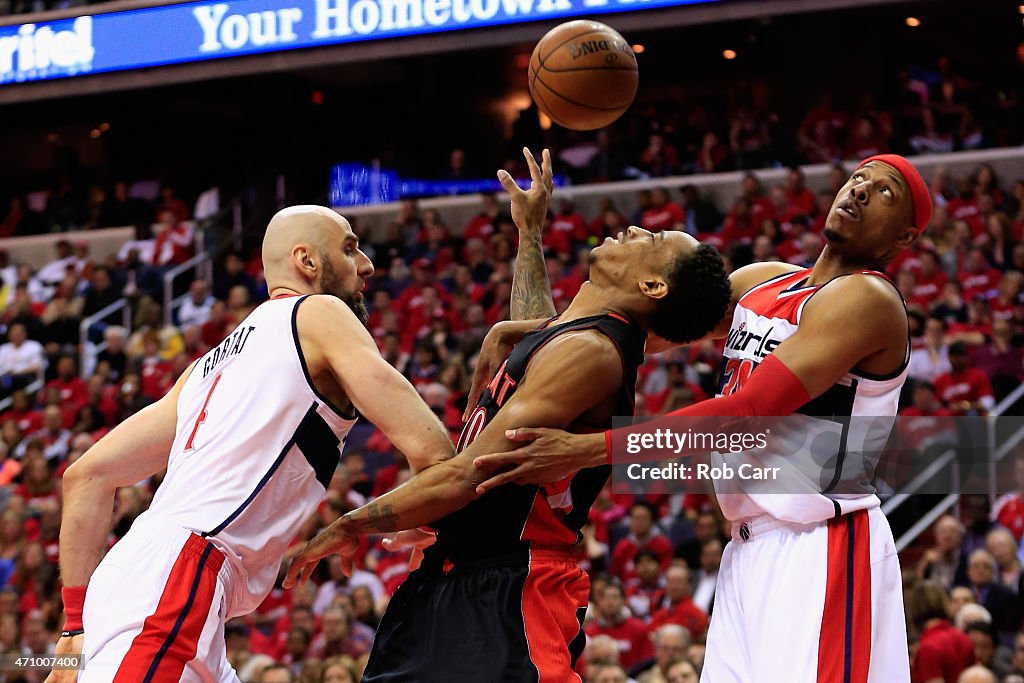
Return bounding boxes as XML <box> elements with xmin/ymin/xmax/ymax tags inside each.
<box><xmin>319</xmin><ymin>257</ymin><xmax>369</xmax><ymax>327</ymax></box>
<box><xmin>822</xmin><ymin>227</ymin><xmax>847</xmax><ymax>244</ymax></box>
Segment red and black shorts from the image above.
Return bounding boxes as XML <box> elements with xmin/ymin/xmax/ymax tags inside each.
<box><xmin>363</xmin><ymin>546</ymin><xmax>589</xmax><ymax>683</ymax></box>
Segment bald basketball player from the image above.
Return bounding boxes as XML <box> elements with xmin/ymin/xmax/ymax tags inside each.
<box><xmin>47</xmin><ymin>206</ymin><xmax>455</xmax><ymax>683</ymax></box>
<box><xmin>470</xmin><ymin>155</ymin><xmax>933</xmax><ymax>682</ymax></box>
<box><xmin>283</xmin><ymin>150</ymin><xmax>732</xmax><ymax>682</ymax></box>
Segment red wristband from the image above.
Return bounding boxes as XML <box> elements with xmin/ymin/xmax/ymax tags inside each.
<box><xmin>604</xmin><ymin>430</ymin><xmax>614</xmax><ymax>465</ymax></box>
<box><xmin>61</xmin><ymin>586</ymin><xmax>87</xmax><ymax>632</ymax></box>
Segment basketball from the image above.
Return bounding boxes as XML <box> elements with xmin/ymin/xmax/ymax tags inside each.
<box><xmin>528</xmin><ymin>20</ymin><xmax>639</xmax><ymax>131</ymax></box>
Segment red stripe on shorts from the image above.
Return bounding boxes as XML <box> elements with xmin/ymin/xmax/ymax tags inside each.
<box><xmin>520</xmin><ymin>549</ymin><xmax>589</xmax><ymax>683</ymax></box>
<box><xmin>817</xmin><ymin>510</ymin><xmax>872</xmax><ymax>683</ymax></box>
<box><xmin>114</xmin><ymin>533</ymin><xmax>224</xmax><ymax>682</ymax></box>
<box><xmin>850</xmin><ymin>511</ymin><xmax>872</xmax><ymax>683</ymax></box>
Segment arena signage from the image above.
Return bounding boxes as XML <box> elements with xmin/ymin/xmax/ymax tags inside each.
<box><xmin>0</xmin><ymin>0</ymin><xmax>718</xmax><ymax>85</ymax></box>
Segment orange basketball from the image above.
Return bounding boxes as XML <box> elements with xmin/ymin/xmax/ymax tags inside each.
<box><xmin>528</xmin><ymin>20</ymin><xmax>639</xmax><ymax>131</ymax></box>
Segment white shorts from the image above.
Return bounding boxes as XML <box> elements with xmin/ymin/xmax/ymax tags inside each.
<box><xmin>80</xmin><ymin>520</ymin><xmax>240</xmax><ymax>683</ymax></box>
<box><xmin>701</xmin><ymin>507</ymin><xmax>909</xmax><ymax>683</ymax></box>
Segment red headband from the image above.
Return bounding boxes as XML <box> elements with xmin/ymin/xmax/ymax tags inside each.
<box><xmin>857</xmin><ymin>154</ymin><xmax>932</xmax><ymax>232</ymax></box>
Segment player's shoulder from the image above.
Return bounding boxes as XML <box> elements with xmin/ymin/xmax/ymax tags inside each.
<box><xmin>529</xmin><ymin>327</ymin><xmax>624</xmax><ymax>379</ymax></box>
<box><xmin>294</xmin><ymin>293</ymin><xmax>359</xmax><ymax>324</ymax></box>
<box><xmin>540</xmin><ymin>326</ymin><xmax>621</xmax><ymax>359</ymax></box>
<box><xmin>807</xmin><ymin>271</ymin><xmax>906</xmax><ymax>322</ymax></box>
<box><xmin>293</xmin><ymin>294</ymin><xmax>367</xmax><ymax>343</ymax></box>
<box><xmin>729</xmin><ymin>261</ymin><xmax>803</xmax><ymax>296</ymax></box>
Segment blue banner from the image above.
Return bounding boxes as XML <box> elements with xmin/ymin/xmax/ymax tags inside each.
<box><xmin>330</xmin><ymin>162</ymin><xmax>567</xmax><ymax>205</ymax></box>
<box><xmin>0</xmin><ymin>0</ymin><xmax>718</xmax><ymax>85</ymax></box>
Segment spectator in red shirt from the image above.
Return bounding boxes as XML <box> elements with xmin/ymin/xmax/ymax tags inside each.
<box><xmin>157</xmin><ymin>186</ymin><xmax>191</xmax><ymax>222</ymax></box>
<box><xmin>18</xmin><ymin>407</ymin><xmax>71</xmax><ymax>463</ymax></box>
<box><xmin>648</xmin><ymin>564</ymin><xmax>709</xmax><ymax>640</ymax></box>
<box><xmin>0</xmin><ymin>390</ymin><xmax>41</xmax><ymax>435</ymax></box>
<box><xmin>464</xmin><ymin>193</ymin><xmax>502</xmax><ymax>242</ymax></box>
<box><xmin>721</xmin><ymin>196</ymin><xmax>759</xmax><ymax>245</ymax></box>
<box><xmin>643</xmin><ymin>361</ymin><xmax>707</xmax><ymax>416</ymax></box>
<box><xmin>909</xmin><ymin>581</ymin><xmax>976</xmax><ymax>683</ymax></box>
<box><xmin>934</xmin><ymin>342</ymin><xmax>996</xmax><ymax>415</ymax></box>
<box><xmin>959</xmin><ymin>248</ymin><xmax>1000</xmax><ymax>302</ymax></box>
<box><xmin>588</xmin><ymin>200</ymin><xmax>628</xmax><ymax>242</ymax></box>
<box><xmin>785</xmin><ymin>166</ymin><xmax>817</xmax><ymax>217</ymax></box>
<box><xmin>624</xmin><ymin>549</ymin><xmax>666</xmax><ymax>622</ymax></box>
<box><xmin>639</xmin><ymin>133</ymin><xmax>679</xmax><ymax>178</ymax></box>
<box><xmin>549</xmin><ymin>198</ymin><xmax>588</xmax><ymax>247</ymax></box>
<box><xmin>45</xmin><ymin>356</ymin><xmax>89</xmax><ymax>417</ymax></box>
<box><xmin>612</xmin><ymin>500</ymin><xmax>673</xmax><ymax>579</ymax></box>
<box><xmin>988</xmin><ymin>272</ymin><xmax>1022</xmax><ymax>324</ymax></box>
<box><xmin>740</xmin><ymin>172</ymin><xmax>774</xmax><ymax>218</ymax></box>
<box><xmin>151</xmin><ymin>209</ymin><xmax>195</xmax><ymax>268</ymax></box>
<box><xmin>913</xmin><ymin>251</ymin><xmax>948</xmax><ymax>309</ymax></box>
<box><xmin>767</xmin><ymin>186</ymin><xmax>800</xmax><ymax>226</ymax></box>
<box><xmin>640</xmin><ymin>188</ymin><xmax>686</xmax><ymax>233</ymax></box>
<box><xmin>585</xmin><ymin>582</ymin><xmax>653</xmax><ymax>669</ymax></box>
<box><xmin>694</xmin><ymin>131</ymin><xmax>731</xmax><ymax>173</ymax></box>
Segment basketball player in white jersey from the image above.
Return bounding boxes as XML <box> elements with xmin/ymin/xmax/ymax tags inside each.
<box><xmin>469</xmin><ymin>154</ymin><xmax>933</xmax><ymax>682</ymax></box>
<box><xmin>45</xmin><ymin>206</ymin><xmax>456</xmax><ymax>682</ymax></box>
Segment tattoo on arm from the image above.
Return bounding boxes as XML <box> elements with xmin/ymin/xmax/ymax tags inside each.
<box><xmin>511</xmin><ymin>235</ymin><xmax>556</xmax><ymax>320</ymax></box>
<box><xmin>344</xmin><ymin>503</ymin><xmax>399</xmax><ymax>533</ymax></box>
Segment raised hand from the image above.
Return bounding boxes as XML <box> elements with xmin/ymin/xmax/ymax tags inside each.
<box><xmin>497</xmin><ymin>147</ymin><xmax>554</xmax><ymax>237</ymax></box>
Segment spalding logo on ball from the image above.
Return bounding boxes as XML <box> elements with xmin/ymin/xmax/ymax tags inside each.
<box><xmin>528</xmin><ymin>20</ymin><xmax>639</xmax><ymax>131</ymax></box>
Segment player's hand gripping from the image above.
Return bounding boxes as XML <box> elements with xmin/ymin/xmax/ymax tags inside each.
<box><xmin>498</xmin><ymin>147</ymin><xmax>553</xmax><ymax>236</ymax></box>
<box><xmin>283</xmin><ymin>520</ymin><xmax>360</xmax><ymax>588</ymax></box>
<box><xmin>472</xmin><ymin>428</ymin><xmax>607</xmax><ymax>494</ymax></box>
<box><xmin>381</xmin><ymin>528</ymin><xmax>436</xmax><ymax>572</ymax></box>
<box><xmin>43</xmin><ymin>633</ymin><xmax>84</xmax><ymax>683</ymax></box>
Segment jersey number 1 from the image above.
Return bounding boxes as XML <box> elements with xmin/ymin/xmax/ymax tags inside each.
<box><xmin>185</xmin><ymin>373</ymin><xmax>221</xmax><ymax>451</ymax></box>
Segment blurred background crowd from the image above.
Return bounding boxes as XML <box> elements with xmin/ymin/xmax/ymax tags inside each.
<box><xmin>1</xmin><ymin>0</ymin><xmax>1023</xmax><ymax>681</ymax></box>
<box><xmin>0</xmin><ymin>154</ymin><xmax>1021</xmax><ymax>681</ymax></box>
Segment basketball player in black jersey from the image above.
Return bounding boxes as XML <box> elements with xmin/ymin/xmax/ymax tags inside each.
<box><xmin>284</xmin><ymin>149</ymin><xmax>731</xmax><ymax>682</ymax></box>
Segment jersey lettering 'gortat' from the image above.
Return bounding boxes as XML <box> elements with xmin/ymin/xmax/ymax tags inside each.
<box><xmin>202</xmin><ymin>325</ymin><xmax>256</xmax><ymax>378</ymax></box>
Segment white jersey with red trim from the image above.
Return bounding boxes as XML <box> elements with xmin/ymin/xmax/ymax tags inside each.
<box><xmin>135</xmin><ymin>295</ymin><xmax>355</xmax><ymax>617</ymax></box>
<box><xmin>710</xmin><ymin>267</ymin><xmax>909</xmax><ymax>524</ymax></box>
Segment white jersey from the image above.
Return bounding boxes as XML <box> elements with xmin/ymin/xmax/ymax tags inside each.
<box><xmin>136</xmin><ymin>294</ymin><xmax>355</xmax><ymax>616</ymax></box>
<box><xmin>711</xmin><ymin>267</ymin><xmax>909</xmax><ymax>524</ymax></box>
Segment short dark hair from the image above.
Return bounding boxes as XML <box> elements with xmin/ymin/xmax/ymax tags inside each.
<box><xmin>948</xmin><ymin>341</ymin><xmax>969</xmax><ymax>357</ymax></box>
<box><xmin>914</xmin><ymin>380</ymin><xmax>936</xmax><ymax>394</ymax></box>
<box><xmin>964</xmin><ymin>620</ymin><xmax>996</xmax><ymax>641</ymax></box>
<box><xmin>630</xmin><ymin>499</ymin><xmax>658</xmax><ymax>518</ymax></box>
<box><xmin>634</xmin><ymin>548</ymin><xmax>661</xmax><ymax>565</ymax></box>
<box><xmin>650</xmin><ymin>244</ymin><xmax>731</xmax><ymax>344</ymax></box>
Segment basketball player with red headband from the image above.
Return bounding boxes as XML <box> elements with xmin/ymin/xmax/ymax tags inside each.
<box><xmin>469</xmin><ymin>154</ymin><xmax>931</xmax><ymax>682</ymax></box>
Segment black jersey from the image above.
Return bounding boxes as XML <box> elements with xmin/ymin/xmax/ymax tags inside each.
<box><xmin>433</xmin><ymin>312</ymin><xmax>645</xmax><ymax>562</ymax></box>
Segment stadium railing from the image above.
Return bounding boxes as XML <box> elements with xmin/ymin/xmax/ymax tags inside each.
<box><xmin>890</xmin><ymin>383</ymin><xmax>1024</xmax><ymax>552</ymax></box>
<box><xmin>78</xmin><ymin>298</ymin><xmax>132</xmax><ymax>378</ymax></box>
<box><xmin>163</xmin><ymin>252</ymin><xmax>215</xmax><ymax>329</ymax></box>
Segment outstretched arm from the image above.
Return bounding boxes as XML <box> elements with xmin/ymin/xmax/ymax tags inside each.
<box><xmin>283</xmin><ymin>331</ymin><xmax>622</xmax><ymax>584</ymax></box>
<box><xmin>504</xmin><ymin>147</ymin><xmax>557</xmax><ymax>320</ymax></box>
<box><xmin>297</xmin><ymin>295</ymin><xmax>455</xmax><ymax>472</ymax></box>
<box><xmin>472</xmin><ymin>273</ymin><xmax>907</xmax><ymax>489</ymax></box>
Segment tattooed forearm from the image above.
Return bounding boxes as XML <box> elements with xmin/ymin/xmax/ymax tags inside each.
<box><xmin>511</xmin><ymin>234</ymin><xmax>556</xmax><ymax>320</ymax></box>
<box><xmin>343</xmin><ymin>504</ymin><xmax>399</xmax><ymax>533</ymax></box>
